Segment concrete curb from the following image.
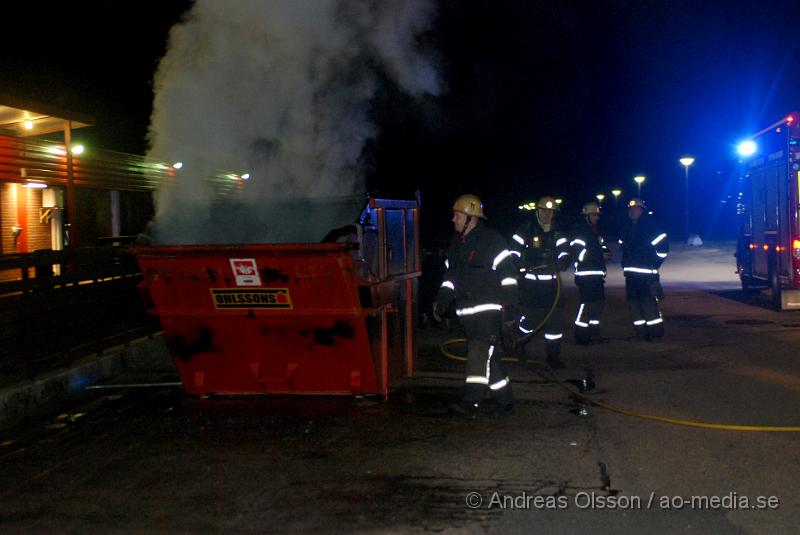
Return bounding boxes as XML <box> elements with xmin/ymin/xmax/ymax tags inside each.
<box><xmin>0</xmin><ymin>333</ymin><xmax>174</xmax><ymax>433</ymax></box>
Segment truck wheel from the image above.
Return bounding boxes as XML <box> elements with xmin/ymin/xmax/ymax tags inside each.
<box><xmin>740</xmin><ymin>275</ymin><xmax>758</xmax><ymax>295</ymax></box>
<box><xmin>770</xmin><ymin>269</ymin><xmax>782</xmax><ymax>310</ymax></box>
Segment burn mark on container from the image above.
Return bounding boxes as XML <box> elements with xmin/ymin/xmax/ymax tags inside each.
<box><xmin>146</xmin><ymin>268</ymin><xmax>171</xmax><ymax>282</ymax></box>
<box><xmin>300</xmin><ymin>321</ymin><xmax>355</xmax><ymax>345</ymax></box>
<box><xmin>169</xmin><ymin>326</ymin><xmax>214</xmax><ymax>362</ymax></box>
<box><xmin>260</xmin><ymin>267</ymin><xmax>290</xmax><ymax>284</ymax></box>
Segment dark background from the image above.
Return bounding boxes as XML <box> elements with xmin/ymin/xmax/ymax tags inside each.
<box><xmin>3</xmin><ymin>0</ymin><xmax>800</xmax><ymax>244</ymax></box>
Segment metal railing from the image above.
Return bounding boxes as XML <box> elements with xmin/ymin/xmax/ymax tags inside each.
<box><xmin>0</xmin><ymin>246</ymin><xmax>159</xmax><ymax>385</ymax></box>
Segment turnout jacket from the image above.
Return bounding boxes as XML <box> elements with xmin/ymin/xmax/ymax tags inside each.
<box><xmin>435</xmin><ymin>222</ymin><xmax>518</xmax><ymax>314</ymax></box>
<box><xmin>570</xmin><ymin>218</ymin><xmax>609</xmax><ymax>281</ymax></box>
<box><xmin>510</xmin><ymin>217</ymin><xmax>571</xmax><ymax>279</ymax></box>
<box><xmin>619</xmin><ymin>215</ymin><xmax>668</xmax><ymax>279</ymax></box>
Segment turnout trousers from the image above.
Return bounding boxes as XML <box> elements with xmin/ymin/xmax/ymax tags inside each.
<box><xmin>574</xmin><ymin>276</ymin><xmax>605</xmax><ymax>344</ymax></box>
<box><xmin>518</xmin><ymin>278</ymin><xmax>564</xmax><ymax>363</ymax></box>
<box><xmin>625</xmin><ymin>275</ymin><xmax>664</xmax><ymax>339</ymax></box>
<box><xmin>460</xmin><ymin>309</ymin><xmax>513</xmax><ymax>406</ymax></box>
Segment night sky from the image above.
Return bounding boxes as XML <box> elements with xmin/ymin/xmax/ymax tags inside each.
<box><xmin>3</xmin><ymin>0</ymin><xmax>800</xmax><ymax>242</ymax></box>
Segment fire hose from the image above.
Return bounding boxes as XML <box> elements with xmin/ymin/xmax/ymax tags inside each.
<box><xmin>437</xmin><ymin>273</ymin><xmax>800</xmax><ymax>432</ymax></box>
<box><xmin>543</xmin><ymin>365</ymin><xmax>800</xmax><ymax>432</ymax></box>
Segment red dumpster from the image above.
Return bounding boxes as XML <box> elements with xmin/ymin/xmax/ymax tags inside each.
<box><xmin>134</xmin><ymin>198</ymin><xmax>420</xmax><ymax>397</ymax></box>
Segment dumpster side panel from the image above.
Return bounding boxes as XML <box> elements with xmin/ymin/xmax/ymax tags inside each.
<box><xmin>136</xmin><ymin>245</ymin><xmax>381</xmax><ymax>395</ymax></box>
<box><xmin>163</xmin><ymin>315</ymin><xmax>377</xmax><ymax>395</ymax></box>
<box><xmin>138</xmin><ymin>247</ymin><xmax>363</xmax><ymax>317</ymax></box>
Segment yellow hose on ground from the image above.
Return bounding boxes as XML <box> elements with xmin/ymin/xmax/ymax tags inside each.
<box><xmin>438</xmin><ymin>274</ymin><xmax>800</xmax><ymax>431</ymax></box>
<box><xmin>540</xmin><ymin>365</ymin><xmax>800</xmax><ymax>432</ymax></box>
<box><xmin>439</xmin><ymin>346</ymin><xmax>800</xmax><ymax>431</ymax></box>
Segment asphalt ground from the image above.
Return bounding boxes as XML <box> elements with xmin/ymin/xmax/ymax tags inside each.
<box><xmin>1</xmin><ymin>241</ymin><xmax>800</xmax><ymax>533</ymax></box>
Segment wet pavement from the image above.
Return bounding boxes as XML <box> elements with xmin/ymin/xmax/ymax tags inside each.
<box><xmin>1</xmin><ymin>242</ymin><xmax>800</xmax><ymax>533</ymax></box>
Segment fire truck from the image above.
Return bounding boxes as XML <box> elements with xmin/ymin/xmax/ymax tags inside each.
<box><xmin>736</xmin><ymin>112</ymin><xmax>800</xmax><ymax>309</ymax></box>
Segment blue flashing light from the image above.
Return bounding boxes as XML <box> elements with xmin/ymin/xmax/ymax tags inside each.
<box><xmin>737</xmin><ymin>140</ymin><xmax>757</xmax><ymax>157</ymax></box>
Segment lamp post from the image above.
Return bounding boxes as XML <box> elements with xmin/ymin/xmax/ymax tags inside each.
<box><xmin>634</xmin><ymin>176</ymin><xmax>645</xmax><ymax>197</ymax></box>
<box><xmin>611</xmin><ymin>188</ymin><xmax>621</xmax><ymax>208</ymax></box>
<box><xmin>596</xmin><ymin>193</ymin><xmax>605</xmax><ymax>203</ymax></box>
<box><xmin>679</xmin><ymin>157</ymin><xmax>695</xmax><ymax>240</ymax></box>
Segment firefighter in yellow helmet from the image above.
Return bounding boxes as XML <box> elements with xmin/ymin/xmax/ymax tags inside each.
<box><xmin>569</xmin><ymin>202</ymin><xmax>611</xmax><ymax>344</ymax></box>
<box><xmin>620</xmin><ymin>198</ymin><xmax>669</xmax><ymax>340</ymax></box>
<box><xmin>434</xmin><ymin>194</ymin><xmax>518</xmax><ymax>417</ymax></box>
<box><xmin>509</xmin><ymin>196</ymin><xmax>571</xmax><ymax>368</ymax></box>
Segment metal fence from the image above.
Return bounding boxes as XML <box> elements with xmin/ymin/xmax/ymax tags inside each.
<box><xmin>0</xmin><ymin>246</ymin><xmax>159</xmax><ymax>385</ymax></box>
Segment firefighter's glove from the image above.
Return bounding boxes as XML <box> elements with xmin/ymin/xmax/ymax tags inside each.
<box><xmin>432</xmin><ymin>302</ymin><xmax>444</xmax><ymax>323</ymax></box>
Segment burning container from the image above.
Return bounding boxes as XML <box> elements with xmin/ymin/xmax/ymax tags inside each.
<box><xmin>134</xmin><ymin>197</ymin><xmax>420</xmax><ymax>397</ymax></box>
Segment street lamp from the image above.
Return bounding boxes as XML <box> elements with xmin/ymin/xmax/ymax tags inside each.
<box><xmin>634</xmin><ymin>176</ymin><xmax>645</xmax><ymax>197</ymax></box>
<box><xmin>611</xmin><ymin>188</ymin><xmax>622</xmax><ymax>207</ymax></box>
<box><xmin>679</xmin><ymin>156</ymin><xmax>695</xmax><ymax>240</ymax></box>
<box><xmin>596</xmin><ymin>193</ymin><xmax>605</xmax><ymax>203</ymax></box>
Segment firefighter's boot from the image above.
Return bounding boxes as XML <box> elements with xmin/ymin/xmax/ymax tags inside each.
<box><xmin>545</xmin><ymin>343</ymin><xmax>566</xmax><ymax>369</ymax></box>
<box><xmin>645</xmin><ymin>322</ymin><xmax>664</xmax><ymax>341</ymax></box>
<box><xmin>633</xmin><ymin>323</ymin><xmax>647</xmax><ymax>339</ymax></box>
<box><xmin>590</xmin><ymin>324</ymin><xmax>609</xmax><ymax>343</ymax></box>
<box><xmin>518</xmin><ymin>339</ymin><xmax>537</xmax><ymax>366</ymax></box>
<box><xmin>574</xmin><ymin>325</ymin><xmax>592</xmax><ymax>346</ymax></box>
<box><xmin>448</xmin><ymin>400</ymin><xmax>479</xmax><ymax>420</ymax></box>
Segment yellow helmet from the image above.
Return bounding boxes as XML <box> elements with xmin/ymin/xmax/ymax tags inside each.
<box><xmin>536</xmin><ymin>196</ymin><xmax>557</xmax><ymax>210</ymax></box>
<box><xmin>581</xmin><ymin>202</ymin><xmax>601</xmax><ymax>216</ymax></box>
<box><xmin>627</xmin><ymin>198</ymin><xmax>646</xmax><ymax>209</ymax></box>
<box><xmin>452</xmin><ymin>194</ymin><xmax>486</xmax><ymax>219</ymax></box>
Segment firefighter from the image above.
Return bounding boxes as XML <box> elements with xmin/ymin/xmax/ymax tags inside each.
<box><xmin>434</xmin><ymin>194</ymin><xmax>517</xmax><ymax>417</ymax></box>
<box><xmin>570</xmin><ymin>202</ymin><xmax>612</xmax><ymax>344</ymax></box>
<box><xmin>620</xmin><ymin>198</ymin><xmax>669</xmax><ymax>340</ymax></box>
<box><xmin>510</xmin><ymin>196</ymin><xmax>571</xmax><ymax>368</ymax></box>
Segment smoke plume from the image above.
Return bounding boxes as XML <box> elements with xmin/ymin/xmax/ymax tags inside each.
<box><xmin>146</xmin><ymin>0</ymin><xmax>439</xmax><ymax>244</ymax></box>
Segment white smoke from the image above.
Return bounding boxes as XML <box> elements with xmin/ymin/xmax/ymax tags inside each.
<box><xmin>146</xmin><ymin>0</ymin><xmax>439</xmax><ymax>244</ymax></box>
